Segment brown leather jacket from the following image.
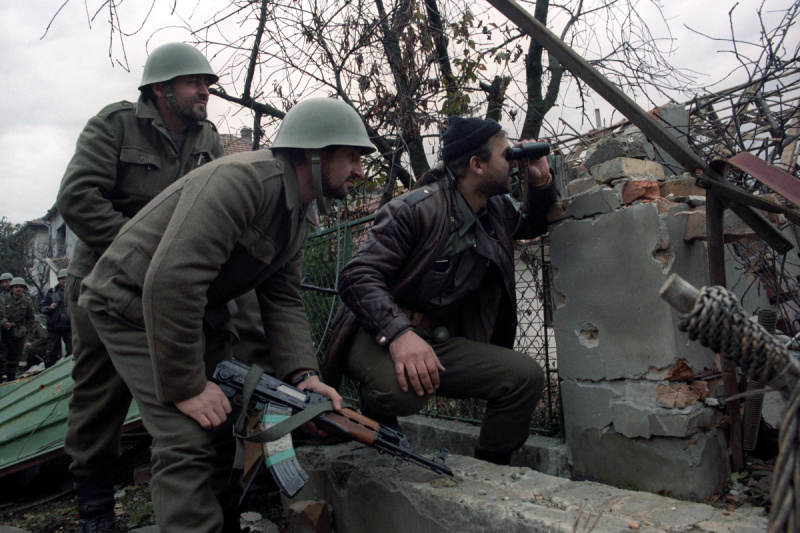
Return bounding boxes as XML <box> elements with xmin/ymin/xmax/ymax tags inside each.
<box><xmin>322</xmin><ymin>176</ymin><xmax>556</xmax><ymax>387</ymax></box>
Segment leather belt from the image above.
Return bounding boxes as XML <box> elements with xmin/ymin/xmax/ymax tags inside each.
<box><xmin>399</xmin><ymin>307</ymin><xmax>431</xmax><ymax>329</ymax></box>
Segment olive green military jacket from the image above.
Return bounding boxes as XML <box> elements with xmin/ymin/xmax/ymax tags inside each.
<box><xmin>80</xmin><ymin>150</ymin><xmax>318</xmax><ymax>404</ymax></box>
<box><xmin>58</xmin><ymin>94</ymin><xmax>225</xmax><ymax>279</ymax></box>
<box><xmin>27</xmin><ymin>322</ymin><xmax>48</xmax><ymax>352</ymax></box>
<box><xmin>1</xmin><ymin>294</ymin><xmax>35</xmax><ymax>340</ymax></box>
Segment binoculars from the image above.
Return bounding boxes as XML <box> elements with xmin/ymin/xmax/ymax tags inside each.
<box><xmin>505</xmin><ymin>142</ymin><xmax>550</xmax><ymax>161</ymax></box>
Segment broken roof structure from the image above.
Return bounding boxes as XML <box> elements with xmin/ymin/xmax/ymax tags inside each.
<box><xmin>0</xmin><ymin>357</ymin><xmax>141</xmax><ymax>478</ymax></box>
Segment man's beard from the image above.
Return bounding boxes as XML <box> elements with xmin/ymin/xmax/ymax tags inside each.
<box><xmin>477</xmin><ymin>171</ymin><xmax>512</xmax><ymax>198</ymax></box>
<box><xmin>172</xmin><ymin>95</ymin><xmax>208</xmax><ymax>125</ymax></box>
<box><xmin>320</xmin><ymin>167</ymin><xmax>350</xmax><ymax>200</ymax></box>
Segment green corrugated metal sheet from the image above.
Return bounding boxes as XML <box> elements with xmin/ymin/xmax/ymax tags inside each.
<box><xmin>0</xmin><ymin>356</ymin><xmax>140</xmax><ymax>474</ymax></box>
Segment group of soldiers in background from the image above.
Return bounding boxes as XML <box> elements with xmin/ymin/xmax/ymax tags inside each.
<box><xmin>0</xmin><ymin>269</ymin><xmax>72</xmax><ymax>382</ymax></box>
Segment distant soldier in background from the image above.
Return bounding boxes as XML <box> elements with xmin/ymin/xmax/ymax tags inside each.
<box><xmin>22</xmin><ymin>316</ymin><xmax>48</xmax><ymax>371</ymax></box>
<box><xmin>0</xmin><ymin>272</ymin><xmax>13</xmax><ymax>295</ymax></box>
<box><xmin>39</xmin><ymin>268</ymin><xmax>72</xmax><ymax>367</ymax></box>
<box><xmin>0</xmin><ymin>277</ymin><xmax>35</xmax><ymax>382</ymax></box>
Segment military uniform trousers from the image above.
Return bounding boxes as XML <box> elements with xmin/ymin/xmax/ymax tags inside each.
<box><xmin>87</xmin><ymin>308</ymin><xmax>240</xmax><ymax>533</ymax></box>
<box><xmin>23</xmin><ymin>343</ymin><xmax>47</xmax><ymax>367</ymax></box>
<box><xmin>346</xmin><ymin>327</ymin><xmax>545</xmax><ymax>455</ymax></box>
<box><xmin>64</xmin><ymin>274</ymin><xmax>133</xmax><ymax>478</ymax></box>
<box><xmin>1</xmin><ymin>333</ymin><xmax>24</xmax><ymax>380</ymax></box>
<box><xmin>45</xmin><ymin>328</ymin><xmax>73</xmax><ymax>367</ymax></box>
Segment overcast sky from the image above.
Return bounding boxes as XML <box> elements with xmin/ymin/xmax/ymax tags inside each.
<box><xmin>0</xmin><ymin>0</ymin><xmax>790</xmax><ymax>225</ymax></box>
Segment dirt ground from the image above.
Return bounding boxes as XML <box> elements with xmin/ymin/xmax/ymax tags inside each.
<box><xmin>0</xmin><ymin>436</ymin><xmax>287</xmax><ymax>533</ymax></box>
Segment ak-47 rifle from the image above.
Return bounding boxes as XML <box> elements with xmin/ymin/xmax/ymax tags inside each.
<box><xmin>212</xmin><ymin>359</ymin><xmax>453</xmax><ymax>497</ymax></box>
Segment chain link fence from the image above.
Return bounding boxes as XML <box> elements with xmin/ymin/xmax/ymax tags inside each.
<box><xmin>301</xmin><ymin>214</ymin><xmax>561</xmax><ymax>437</ymax></box>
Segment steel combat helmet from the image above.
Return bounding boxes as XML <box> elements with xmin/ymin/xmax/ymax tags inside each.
<box><xmin>138</xmin><ymin>42</ymin><xmax>218</xmax><ymax>89</ymax></box>
<box><xmin>0</xmin><ymin>273</ymin><xmax>13</xmax><ymax>282</ymax></box>
<box><xmin>271</xmin><ymin>98</ymin><xmax>375</xmax><ymax>214</ymax></box>
<box><xmin>58</xmin><ymin>269</ymin><xmax>68</xmax><ymax>278</ymax></box>
<box><xmin>10</xmin><ymin>277</ymin><xmax>28</xmax><ymax>289</ymax></box>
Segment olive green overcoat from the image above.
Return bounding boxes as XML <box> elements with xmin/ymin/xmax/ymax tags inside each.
<box><xmin>80</xmin><ymin>150</ymin><xmax>318</xmax><ymax>403</ymax></box>
<box><xmin>58</xmin><ymin>94</ymin><xmax>224</xmax><ymax>279</ymax></box>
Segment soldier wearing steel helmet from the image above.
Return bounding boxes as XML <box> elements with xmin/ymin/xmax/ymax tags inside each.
<box><xmin>0</xmin><ymin>272</ymin><xmax>13</xmax><ymax>295</ymax></box>
<box><xmin>78</xmin><ymin>97</ymin><xmax>374</xmax><ymax>532</ymax></box>
<box><xmin>56</xmin><ymin>42</ymin><xmax>225</xmax><ymax>532</ymax></box>
<box><xmin>38</xmin><ymin>268</ymin><xmax>72</xmax><ymax>367</ymax></box>
<box><xmin>0</xmin><ymin>277</ymin><xmax>35</xmax><ymax>382</ymax></box>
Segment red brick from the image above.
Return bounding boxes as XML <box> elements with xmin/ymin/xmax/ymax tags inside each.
<box><xmin>620</xmin><ymin>180</ymin><xmax>662</xmax><ymax>204</ymax></box>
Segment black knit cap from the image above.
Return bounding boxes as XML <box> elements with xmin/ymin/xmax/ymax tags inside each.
<box><xmin>441</xmin><ymin>115</ymin><xmax>502</xmax><ymax>162</ymax></box>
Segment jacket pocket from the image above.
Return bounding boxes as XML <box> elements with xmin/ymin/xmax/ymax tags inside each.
<box><xmin>109</xmin><ymin>245</ymin><xmax>150</xmax><ymax>326</ymax></box>
<box><xmin>117</xmin><ymin>146</ymin><xmax>171</xmax><ymax>198</ymax></box>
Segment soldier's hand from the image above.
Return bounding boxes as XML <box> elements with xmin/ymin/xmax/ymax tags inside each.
<box><xmin>517</xmin><ymin>138</ymin><xmax>551</xmax><ymax>187</ymax></box>
<box><xmin>50</xmin><ymin>302</ymin><xmax>57</xmax><ymax>310</ymax></box>
<box><xmin>389</xmin><ymin>329</ymin><xmax>445</xmax><ymax>396</ymax></box>
<box><xmin>294</xmin><ymin>373</ymin><xmax>344</xmax><ymax>436</ymax></box>
<box><xmin>174</xmin><ymin>381</ymin><xmax>232</xmax><ymax>430</ymax></box>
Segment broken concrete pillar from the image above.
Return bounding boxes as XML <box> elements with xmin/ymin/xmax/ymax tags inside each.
<box><xmin>550</xmin><ymin>158</ymin><xmax>732</xmax><ymax>499</ymax></box>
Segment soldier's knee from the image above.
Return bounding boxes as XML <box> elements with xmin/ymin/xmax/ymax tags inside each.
<box><xmin>361</xmin><ymin>385</ymin><xmax>429</xmax><ymax>417</ymax></box>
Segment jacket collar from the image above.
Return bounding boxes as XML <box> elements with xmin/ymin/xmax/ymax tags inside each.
<box><xmin>272</xmin><ymin>152</ymin><xmax>314</xmax><ymax>225</ymax></box>
<box><xmin>134</xmin><ymin>94</ymin><xmax>203</xmax><ymax>135</ymax></box>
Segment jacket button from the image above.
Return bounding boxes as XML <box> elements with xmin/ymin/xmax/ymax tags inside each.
<box><xmin>379</xmin><ymin>336</ymin><xmax>387</xmax><ymax>344</ymax></box>
<box><xmin>276</xmin><ymin>162</ymin><xmax>283</xmax><ymax>169</ymax></box>
<box><xmin>423</xmin><ymin>189</ymin><xmax>429</xmax><ymax>194</ymax></box>
<box><xmin>449</xmin><ymin>216</ymin><xmax>454</xmax><ymax>222</ymax></box>
<box><xmin>139</xmin><ymin>155</ymin><xmax>145</xmax><ymax>161</ymax></box>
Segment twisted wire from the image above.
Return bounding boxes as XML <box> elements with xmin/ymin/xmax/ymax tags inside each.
<box><xmin>677</xmin><ymin>285</ymin><xmax>800</xmax><ymax>533</ymax></box>
<box><xmin>679</xmin><ymin>286</ymin><xmax>797</xmax><ymax>393</ymax></box>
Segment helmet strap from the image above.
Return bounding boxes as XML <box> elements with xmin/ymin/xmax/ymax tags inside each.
<box><xmin>163</xmin><ymin>80</ymin><xmax>193</xmax><ymax>126</ymax></box>
<box><xmin>311</xmin><ymin>150</ymin><xmax>330</xmax><ymax>215</ymax></box>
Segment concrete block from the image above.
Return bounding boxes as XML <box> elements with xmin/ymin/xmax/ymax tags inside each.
<box><xmin>660</xmin><ymin>175</ymin><xmax>705</xmax><ymax>198</ymax></box>
<box><xmin>287</xmin><ymin>500</ymin><xmax>333</xmax><ymax>533</ymax></box>
<box><xmin>590</xmin><ymin>157</ymin><xmax>666</xmax><ymax>184</ymax></box>
<box><xmin>651</xmin><ymin>104</ymin><xmax>690</xmax><ymax>177</ymax></box>
<box><xmin>570</xmin><ymin>428</ymin><xmax>729</xmax><ymax>500</ymax></box>
<box><xmin>546</xmin><ymin>198</ymin><xmax>571</xmax><ymax>223</ymax></box>
<box><xmin>570</xmin><ymin>187</ymin><xmax>619</xmax><ymax>219</ymax></box>
<box><xmin>398</xmin><ymin>415</ymin><xmax>571</xmax><ymax>478</ymax></box>
<box><xmin>561</xmin><ymin>380</ymin><xmax>722</xmax><ymax>441</ymax></box>
<box><xmin>573</xmin><ymin>164</ymin><xmax>591</xmax><ymax>181</ymax></box>
<box><xmin>683</xmin><ymin>207</ymin><xmax>759</xmax><ymax>242</ymax></box>
<box><xmin>565</xmin><ymin>176</ymin><xmax>596</xmax><ymax>197</ymax></box>
<box><xmin>584</xmin><ymin>133</ymin><xmax>654</xmax><ymax>169</ymax></box>
<box><xmin>285</xmin><ymin>444</ymin><xmax>764</xmax><ymax>532</ymax></box>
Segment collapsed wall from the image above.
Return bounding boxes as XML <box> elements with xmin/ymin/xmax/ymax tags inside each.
<box><xmin>547</xmin><ymin>105</ymin><xmax>775</xmax><ymax>499</ymax></box>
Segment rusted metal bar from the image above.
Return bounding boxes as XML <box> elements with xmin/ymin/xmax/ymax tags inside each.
<box><xmin>707</xmin><ymin>190</ymin><xmax>745</xmax><ymax>472</ymax></box>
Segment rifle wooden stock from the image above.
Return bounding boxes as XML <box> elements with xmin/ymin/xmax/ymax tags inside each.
<box><xmin>317</xmin><ymin>408</ymin><xmax>380</xmax><ymax>445</ymax></box>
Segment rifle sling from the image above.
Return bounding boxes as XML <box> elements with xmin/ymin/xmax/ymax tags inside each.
<box><xmin>231</xmin><ymin>364</ymin><xmax>334</xmax><ymax>478</ymax></box>
<box><xmin>244</xmin><ymin>401</ymin><xmax>334</xmax><ymax>443</ymax></box>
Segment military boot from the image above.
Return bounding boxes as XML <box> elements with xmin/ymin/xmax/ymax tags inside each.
<box><xmin>75</xmin><ymin>473</ymin><xmax>116</xmax><ymax>533</ymax></box>
<box><xmin>474</xmin><ymin>448</ymin><xmax>512</xmax><ymax>466</ymax></box>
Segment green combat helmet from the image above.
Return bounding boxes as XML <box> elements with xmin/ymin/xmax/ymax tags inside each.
<box><xmin>271</xmin><ymin>98</ymin><xmax>375</xmax><ymax>215</ymax></box>
<box><xmin>58</xmin><ymin>269</ymin><xmax>68</xmax><ymax>278</ymax></box>
<box><xmin>138</xmin><ymin>42</ymin><xmax>218</xmax><ymax>89</ymax></box>
<box><xmin>0</xmin><ymin>273</ymin><xmax>13</xmax><ymax>282</ymax></box>
<box><xmin>10</xmin><ymin>277</ymin><xmax>28</xmax><ymax>289</ymax></box>
<box><xmin>138</xmin><ymin>42</ymin><xmax>218</xmax><ymax>124</ymax></box>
